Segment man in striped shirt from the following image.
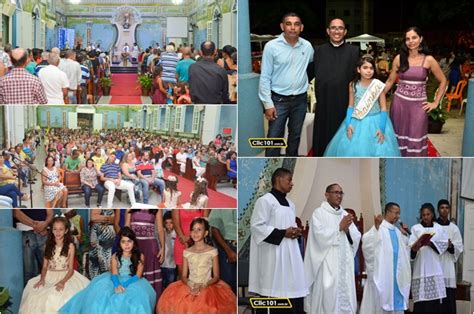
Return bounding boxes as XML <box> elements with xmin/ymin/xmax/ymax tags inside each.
<box><xmin>136</xmin><ymin>150</ymin><xmax>165</xmax><ymax>204</ymax></box>
<box><xmin>161</xmin><ymin>44</ymin><xmax>179</xmax><ymax>86</ymax></box>
<box><xmin>100</xmin><ymin>153</ymin><xmax>136</xmax><ymax>208</ymax></box>
<box><xmin>77</xmin><ymin>53</ymin><xmax>90</xmax><ymax>104</ymax></box>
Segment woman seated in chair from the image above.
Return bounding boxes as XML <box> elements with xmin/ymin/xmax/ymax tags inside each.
<box><xmin>80</xmin><ymin>158</ymin><xmax>105</xmax><ymax>208</ymax></box>
<box><xmin>42</xmin><ymin>156</ymin><xmax>68</xmax><ymax>208</ymax></box>
<box><xmin>0</xmin><ymin>151</ymin><xmax>29</xmax><ymax>207</ymax></box>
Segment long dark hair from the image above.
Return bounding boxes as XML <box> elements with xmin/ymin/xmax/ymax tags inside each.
<box><xmin>44</xmin><ymin>217</ymin><xmax>73</xmax><ymax>260</ymax></box>
<box><xmin>399</xmin><ymin>26</ymin><xmax>431</xmax><ymax>73</ymax></box>
<box><xmin>190</xmin><ymin>217</ymin><xmax>213</xmax><ymax>246</ymax></box>
<box><xmin>191</xmin><ymin>179</ymin><xmax>208</xmax><ymax>205</ymax></box>
<box><xmin>351</xmin><ymin>55</ymin><xmax>377</xmax><ymax>96</ymax></box>
<box><xmin>116</xmin><ymin>227</ymin><xmax>141</xmax><ymax>276</ymax></box>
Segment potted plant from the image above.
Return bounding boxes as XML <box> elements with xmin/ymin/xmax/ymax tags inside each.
<box><xmin>100</xmin><ymin>77</ymin><xmax>113</xmax><ymax>96</ymax></box>
<box><xmin>428</xmin><ymin>104</ymin><xmax>448</xmax><ymax>134</ymax></box>
<box><xmin>137</xmin><ymin>74</ymin><xmax>153</xmax><ymax>96</ymax></box>
<box><xmin>0</xmin><ymin>287</ymin><xmax>13</xmax><ymax>313</ymax></box>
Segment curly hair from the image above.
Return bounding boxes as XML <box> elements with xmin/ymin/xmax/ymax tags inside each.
<box><xmin>44</xmin><ymin>217</ymin><xmax>73</xmax><ymax>260</ymax></box>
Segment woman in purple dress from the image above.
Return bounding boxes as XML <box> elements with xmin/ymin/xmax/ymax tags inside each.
<box><xmin>384</xmin><ymin>27</ymin><xmax>447</xmax><ymax>156</ymax></box>
<box><xmin>126</xmin><ymin>209</ymin><xmax>165</xmax><ymax>299</ymax></box>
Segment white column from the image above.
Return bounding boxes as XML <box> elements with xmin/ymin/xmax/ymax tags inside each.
<box><xmin>201</xmin><ymin>106</ymin><xmax>221</xmax><ymax>145</ymax></box>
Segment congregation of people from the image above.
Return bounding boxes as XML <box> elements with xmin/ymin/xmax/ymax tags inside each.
<box><xmin>139</xmin><ymin>41</ymin><xmax>237</xmax><ymax>104</ymax></box>
<box><xmin>0</xmin><ymin>40</ymin><xmax>237</xmax><ymax>105</ymax></box>
<box><xmin>249</xmin><ymin>168</ymin><xmax>464</xmax><ymax>314</ymax></box>
<box><xmin>0</xmin><ymin>128</ymin><xmax>237</xmax><ymax>209</ymax></box>
<box><xmin>12</xmin><ymin>208</ymin><xmax>237</xmax><ymax>313</ymax></box>
<box><xmin>259</xmin><ymin>13</ymin><xmax>472</xmax><ymax>157</ymax></box>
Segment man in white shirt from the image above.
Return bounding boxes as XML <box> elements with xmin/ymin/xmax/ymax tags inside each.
<box><xmin>360</xmin><ymin>202</ymin><xmax>411</xmax><ymax>314</ymax></box>
<box><xmin>59</xmin><ymin>50</ymin><xmax>82</xmax><ymax>104</ymax></box>
<box><xmin>249</xmin><ymin>168</ymin><xmax>308</xmax><ymax>313</ymax></box>
<box><xmin>304</xmin><ymin>183</ymin><xmax>361</xmax><ymax>313</ymax></box>
<box><xmin>436</xmin><ymin>199</ymin><xmax>463</xmax><ymax>314</ymax></box>
<box><xmin>38</xmin><ymin>53</ymin><xmax>69</xmax><ymax>104</ymax></box>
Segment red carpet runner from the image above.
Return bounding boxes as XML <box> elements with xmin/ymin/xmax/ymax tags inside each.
<box><xmin>109</xmin><ymin>73</ymin><xmax>142</xmax><ymax>104</ymax></box>
<box><xmin>162</xmin><ymin>170</ymin><xmax>237</xmax><ymax>208</ymax></box>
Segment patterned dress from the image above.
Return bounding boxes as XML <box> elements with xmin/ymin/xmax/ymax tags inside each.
<box><xmin>42</xmin><ymin>166</ymin><xmax>66</xmax><ymax>202</ymax></box>
<box><xmin>89</xmin><ymin>209</ymin><xmax>116</xmax><ymax>279</ymax></box>
<box><xmin>130</xmin><ymin>210</ymin><xmax>163</xmax><ymax>298</ymax></box>
<box><xmin>390</xmin><ymin>55</ymin><xmax>429</xmax><ymax>156</ymax></box>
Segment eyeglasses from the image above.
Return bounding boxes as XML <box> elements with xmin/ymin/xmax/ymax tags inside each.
<box><xmin>328</xmin><ymin>191</ymin><xmax>344</xmax><ymax>196</ymax></box>
<box><xmin>329</xmin><ymin>26</ymin><xmax>345</xmax><ymax>31</ymax></box>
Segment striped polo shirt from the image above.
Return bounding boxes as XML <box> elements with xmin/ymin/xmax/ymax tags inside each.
<box><xmin>100</xmin><ymin>162</ymin><xmax>121</xmax><ymax>179</ymax></box>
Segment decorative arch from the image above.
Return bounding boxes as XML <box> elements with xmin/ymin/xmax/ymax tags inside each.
<box><xmin>110</xmin><ymin>6</ymin><xmax>143</xmax><ymax>25</ymax></box>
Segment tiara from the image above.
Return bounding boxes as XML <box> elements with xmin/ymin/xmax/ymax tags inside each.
<box><xmin>168</xmin><ymin>175</ymin><xmax>177</xmax><ymax>182</ymax></box>
<box><xmin>196</xmin><ymin>177</ymin><xmax>207</xmax><ymax>183</ymax></box>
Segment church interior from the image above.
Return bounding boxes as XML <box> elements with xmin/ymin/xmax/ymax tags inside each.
<box><xmin>238</xmin><ymin>157</ymin><xmax>474</xmax><ymax>313</ymax></box>
<box><xmin>0</xmin><ymin>0</ymin><xmax>237</xmax><ymax>104</ymax></box>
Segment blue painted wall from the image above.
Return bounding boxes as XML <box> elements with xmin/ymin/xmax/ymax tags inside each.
<box><xmin>237</xmin><ymin>158</ymin><xmax>267</xmax><ymax>217</ymax></box>
<box><xmin>383</xmin><ymin>158</ymin><xmax>450</xmax><ymax>228</ymax></box>
<box><xmin>193</xmin><ymin>29</ymin><xmax>207</xmax><ymax>49</ymax></box>
<box><xmin>218</xmin><ymin>106</ymin><xmax>236</xmax><ymax>138</ymax></box>
<box><xmin>45</xmin><ymin>28</ymin><xmax>57</xmax><ymax>50</ymax></box>
<box><xmin>69</xmin><ymin>24</ymin><xmax>117</xmax><ymax>51</ymax></box>
<box><xmin>184</xmin><ymin>106</ymin><xmax>194</xmax><ymax>133</ymax></box>
<box><xmin>38</xmin><ymin>106</ymin><xmax>76</xmax><ymax>128</ymax></box>
<box><xmin>136</xmin><ymin>23</ymin><xmax>163</xmax><ymax>49</ymax></box>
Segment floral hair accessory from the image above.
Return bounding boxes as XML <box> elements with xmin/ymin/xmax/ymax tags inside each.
<box><xmin>168</xmin><ymin>175</ymin><xmax>177</xmax><ymax>182</ymax></box>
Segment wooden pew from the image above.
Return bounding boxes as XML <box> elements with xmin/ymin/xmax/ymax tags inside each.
<box><xmin>171</xmin><ymin>155</ymin><xmax>180</xmax><ymax>175</ymax></box>
<box><xmin>204</xmin><ymin>161</ymin><xmax>228</xmax><ymax>191</ymax></box>
<box><xmin>184</xmin><ymin>158</ymin><xmax>196</xmax><ymax>180</ymax></box>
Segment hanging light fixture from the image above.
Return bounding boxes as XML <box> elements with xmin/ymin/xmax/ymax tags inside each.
<box><xmin>172</xmin><ymin>0</ymin><xmax>184</xmax><ymax>5</ymax></box>
<box><xmin>69</xmin><ymin>0</ymin><xmax>81</xmax><ymax>4</ymax></box>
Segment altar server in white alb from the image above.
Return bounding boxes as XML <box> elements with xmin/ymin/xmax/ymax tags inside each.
<box><xmin>360</xmin><ymin>202</ymin><xmax>411</xmax><ymax>314</ymax></box>
<box><xmin>409</xmin><ymin>203</ymin><xmax>449</xmax><ymax>313</ymax></box>
<box><xmin>436</xmin><ymin>199</ymin><xmax>463</xmax><ymax>314</ymax></box>
<box><xmin>249</xmin><ymin>168</ymin><xmax>308</xmax><ymax>313</ymax></box>
<box><xmin>304</xmin><ymin>183</ymin><xmax>361</xmax><ymax>314</ymax></box>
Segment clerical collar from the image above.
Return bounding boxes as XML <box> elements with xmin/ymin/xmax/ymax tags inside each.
<box><xmin>421</xmin><ymin>221</ymin><xmax>434</xmax><ymax>228</ymax></box>
<box><xmin>270</xmin><ymin>188</ymin><xmax>289</xmax><ymax>207</ymax></box>
<box><xmin>436</xmin><ymin>217</ymin><xmax>451</xmax><ymax>226</ymax></box>
<box><xmin>330</xmin><ymin>40</ymin><xmax>345</xmax><ymax>47</ymax></box>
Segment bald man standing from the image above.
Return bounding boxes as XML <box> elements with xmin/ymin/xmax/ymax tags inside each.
<box><xmin>0</xmin><ymin>48</ymin><xmax>47</xmax><ymax>104</ymax></box>
<box><xmin>175</xmin><ymin>47</ymin><xmax>196</xmax><ymax>82</ymax></box>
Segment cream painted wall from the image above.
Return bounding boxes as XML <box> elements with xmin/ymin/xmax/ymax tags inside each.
<box><xmin>288</xmin><ymin>158</ymin><xmax>381</xmax><ymax>232</ymax></box>
<box><xmin>201</xmin><ymin>105</ymin><xmax>221</xmax><ymax>145</ymax></box>
<box><xmin>462</xmin><ymin>199</ymin><xmax>474</xmax><ymax>309</ymax></box>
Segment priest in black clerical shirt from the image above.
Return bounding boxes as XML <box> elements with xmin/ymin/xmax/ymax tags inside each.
<box><xmin>311</xmin><ymin>18</ymin><xmax>360</xmax><ymax>156</ymax></box>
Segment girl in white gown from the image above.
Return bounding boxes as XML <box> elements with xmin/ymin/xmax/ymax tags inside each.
<box><xmin>19</xmin><ymin>216</ymin><xmax>89</xmax><ymax>314</ymax></box>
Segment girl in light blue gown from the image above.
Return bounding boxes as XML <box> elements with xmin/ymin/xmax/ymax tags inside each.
<box><xmin>324</xmin><ymin>55</ymin><xmax>400</xmax><ymax>157</ymax></box>
<box><xmin>60</xmin><ymin>227</ymin><xmax>156</xmax><ymax>314</ymax></box>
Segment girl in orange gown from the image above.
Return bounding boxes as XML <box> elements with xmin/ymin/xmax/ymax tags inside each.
<box><xmin>157</xmin><ymin>217</ymin><xmax>236</xmax><ymax>313</ymax></box>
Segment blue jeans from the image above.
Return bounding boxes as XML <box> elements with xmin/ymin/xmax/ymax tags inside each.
<box><xmin>22</xmin><ymin>231</ymin><xmax>47</xmax><ymax>284</ymax></box>
<box><xmin>141</xmin><ymin>177</ymin><xmax>165</xmax><ymax>204</ymax></box>
<box><xmin>0</xmin><ymin>183</ymin><xmax>23</xmax><ymax>207</ymax></box>
<box><xmin>216</xmin><ymin>240</ymin><xmax>236</xmax><ymax>294</ymax></box>
<box><xmin>82</xmin><ymin>184</ymin><xmax>105</xmax><ymax>207</ymax></box>
<box><xmin>161</xmin><ymin>267</ymin><xmax>176</xmax><ymax>289</ymax></box>
<box><xmin>266</xmin><ymin>93</ymin><xmax>307</xmax><ymax>156</ymax></box>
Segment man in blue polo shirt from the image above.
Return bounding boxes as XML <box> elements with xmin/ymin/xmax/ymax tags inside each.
<box><xmin>136</xmin><ymin>150</ymin><xmax>165</xmax><ymax>204</ymax></box>
<box><xmin>259</xmin><ymin>12</ymin><xmax>314</xmax><ymax>157</ymax></box>
<box><xmin>13</xmin><ymin>209</ymin><xmax>53</xmax><ymax>284</ymax></box>
<box><xmin>100</xmin><ymin>152</ymin><xmax>136</xmax><ymax>208</ymax></box>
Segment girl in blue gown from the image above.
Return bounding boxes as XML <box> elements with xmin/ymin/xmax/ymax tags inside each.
<box><xmin>60</xmin><ymin>227</ymin><xmax>156</xmax><ymax>314</ymax></box>
<box><xmin>324</xmin><ymin>55</ymin><xmax>401</xmax><ymax>157</ymax></box>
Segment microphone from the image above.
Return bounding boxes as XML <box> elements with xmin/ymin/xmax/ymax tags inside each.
<box><xmin>396</xmin><ymin>220</ymin><xmax>411</xmax><ymax>235</ymax></box>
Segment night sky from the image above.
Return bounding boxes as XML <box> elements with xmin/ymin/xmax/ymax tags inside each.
<box><xmin>249</xmin><ymin>0</ymin><xmax>473</xmax><ymax>43</ymax></box>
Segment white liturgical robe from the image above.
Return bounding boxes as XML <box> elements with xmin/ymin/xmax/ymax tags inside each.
<box><xmin>304</xmin><ymin>201</ymin><xmax>361</xmax><ymax>314</ymax></box>
<box><xmin>249</xmin><ymin>193</ymin><xmax>308</xmax><ymax>298</ymax></box>
<box><xmin>438</xmin><ymin>221</ymin><xmax>463</xmax><ymax>288</ymax></box>
<box><xmin>360</xmin><ymin>220</ymin><xmax>411</xmax><ymax>314</ymax></box>
<box><xmin>409</xmin><ymin>222</ymin><xmax>448</xmax><ymax>302</ymax></box>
